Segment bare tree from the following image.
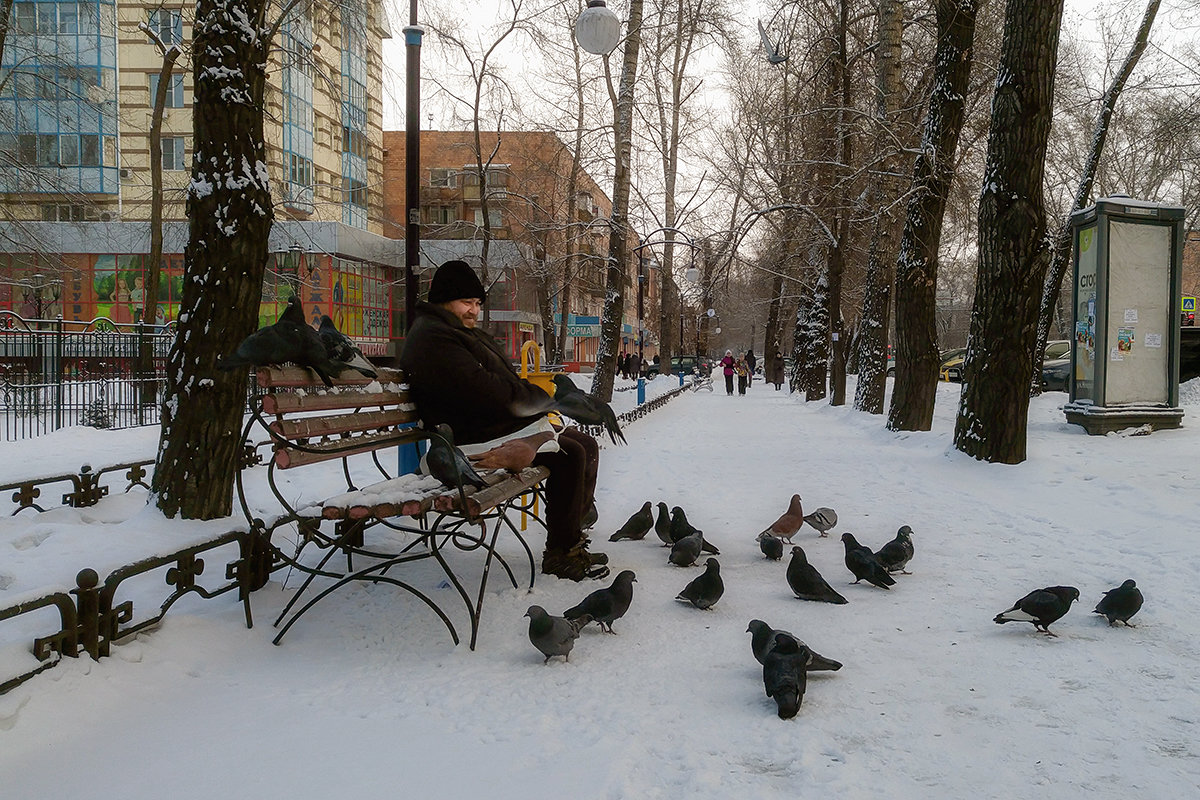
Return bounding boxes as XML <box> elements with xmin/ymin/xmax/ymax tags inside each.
<box><xmin>954</xmin><ymin>0</ymin><xmax>1065</xmax><ymax>464</ymax></box>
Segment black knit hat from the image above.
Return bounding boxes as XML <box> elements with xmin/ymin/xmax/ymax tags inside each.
<box><xmin>428</xmin><ymin>260</ymin><xmax>487</xmax><ymax>304</ymax></box>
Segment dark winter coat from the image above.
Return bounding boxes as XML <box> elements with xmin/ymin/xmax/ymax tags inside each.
<box><xmin>399</xmin><ymin>302</ymin><xmax>551</xmax><ymax>445</ymax></box>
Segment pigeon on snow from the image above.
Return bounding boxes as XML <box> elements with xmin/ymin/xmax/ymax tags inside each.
<box><xmin>1093</xmin><ymin>579</ymin><xmax>1143</xmax><ymax>627</ymax></box>
<box><xmin>671</xmin><ymin>506</ymin><xmax>719</xmax><ymax>554</ymax></box>
<box><xmin>803</xmin><ymin>507</ymin><xmax>838</xmax><ymax>538</ymax></box>
<box><xmin>762</xmin><ymin>633</ymin><xmax>810</xmax><ymax>719</ymax></box>
<box><xmin>993</xmin><ymin>586</ymin><xmax>1080</xmax><ymax>636</ymax></box>
<box><xmin>217</xmin><ymin>295</ymin><xmax>340</xmax><ymax>386</ymax></box>
<box><xmin>426</xmin><ymin>423</ymin><xmax>488</xmax><ymax>490</ymax></box>
<box><xmin>841</xmin><ymin>532</ymin><xmax>896</xmax><ymax>589</ymax></box>
<box><xmin>654</xmin><ymin>502</ymin><xmax>673</xmax><ymax>546</ymax></box>
<box><xmin>746</xmin><ymin>620</ymin><xmax>842</xmax><ymax>672</ymax></box>
<box><xmin>676</xmin><ymin>558</ymin><xmax>724</xmax><ymax>609</ymax></box>
<box><xmin>563</xmin><ymin>570</ymin><xmax>637</xmax><ymax>633</ymax></box>
<box><xmin>761</xmin><ymin>494</ymin><xmax>805</xmax><ymax>542</ymax></box>
<box><xmin>669</xmin><ymin>531</ymin><xmax>704</xmax><ymax>567</ymax></box>
<box><xmin>318</xmin><ymin>315</ymin><xmax>377</xmax><ymax>378</ymax></box>
<box><xmin>609</xmin><ymin>502</ymin><xmax>654</xmax><ymax>542</ymax></box>
<box><xmin>759</xmin><ymin>533</ymin><xmax>784</xmax><ymax>561</ymax></box>
<box><xmin>550</xmin><ymin>374</ymin><xmax>626</xmax><ymax>445</ymax></box>
<box><xmin>525</xmin><ymin>605</ymin><xmax>590</xmax><ymax>663</ymax></box>
<box><xmin>875</xmin><ymin>525</ymin><xmax>915</xmax><ymax>574</ymax></box>
<box><xmin>785</xmin><ymin>546</ymin><xmax>848</xmax><ymax>604</ymax></box>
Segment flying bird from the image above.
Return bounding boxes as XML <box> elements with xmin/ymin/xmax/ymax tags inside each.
<box><xmin>609</xmin><ymin>502</ymin><xmax>654</xmax><ymax>542</ymax></box>
<box><xmin>841</xmin><ymin>532</ymin><xmax>896</xmax><ymax>590</ymax></box>
<box><xmin>746</xmin><ymin>620</ymin><xmax>842</xmax><ymax>671</ymax></box>
<box><xmin>563</xmin><ymin>570</ymin><xmax>637</xmax><ymax>633</ymax></box>
<box><xmin>993</xmin><ymin>586</ymin><xmax>1080</xmax><ymax>636</ymax></box>
<box><xmin>217</xmin><ymin>295</ymin><xmax>339</xmax><ymax>386</ymax></box>
<box><xmin>318</xmin><ymin>314</ymin><xmax>377</xmax><ymax>378</ymax></box>
<box><xmin>669</xmin><ymin>531</ymin><xmax>704</xmax><ymax>567</ymax></box>
<box><xmin>759</xmin><ymin>533</ymin><xmax>784</xmax><ymax>561</ymax></box>
<box><xmin>550</xmin><ymin>374</ymin><xmax>626</xmax><ymax>445</ymax></box>
<box><xmin>1093</xmin><ymin>579</ymin><xmax>1143</xmax><ymax>627</ymax></box>
<box><xmin>761</xmin><ymin>494</ymin><xmax>805</xmax><ymax>542</ymax></box>
<box><xmin>654</xmin><ymin>502</ymin><xmax>673</xmax><ymax>546</ymax></box>
<box><xmin>762</xmin><ymin>634</ymin><xmax>809</xmax><ymax>719</ymax></box>
<box><xmin>786</xmin><ymin>545</ymin><xmax>848</xmax><ymax>604</ymax></box>
<box><xmin>525</xmin><ymin>605</ymin><xmax>590</xmax><ymax>663</ymax></box>
<box><xmin>676</xmin><ymin>558</ymin><xmax>724</xmax><ymax>609</ymax></box>
<box><xmin>875</xmin><ymin>525</ymin><xmax>915</xmax><ymax>574</ymax></box>
<box><xmin>756</xmin><ymin>19</ymin><xmax>789</xmax><ymax>65</ymax></box>
<box><xmin>671</xmin><ymin>506</ymin><xmax>718</xmax><ymax>554</ymax></box>
<box><xmin>426</xmin><ymin>423</ymin><xmax>488</xmax><ymax>490</ymax></box>
<box><xmin>803</xmin><ymin>507</ymin><xmax>838</xmax><ymax>538</ymax></box>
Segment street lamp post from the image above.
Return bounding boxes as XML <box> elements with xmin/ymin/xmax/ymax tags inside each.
<box><xmin>403</xmin><ymin>2</ymin><xmax>424</xmax><ymax>333</ymax></box>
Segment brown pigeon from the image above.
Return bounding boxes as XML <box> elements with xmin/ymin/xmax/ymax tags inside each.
<box><xmin>761</xmin><ymin>494</ymin><xmax>804</xmax><ymax>542</ymax></box>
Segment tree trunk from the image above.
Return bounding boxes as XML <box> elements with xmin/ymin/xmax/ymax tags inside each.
<box><xmin>1031</xmin><ymin>0</ymin><xmax>1160</xmax><ymax>396</ymax></box>
<box><xmin>887</xmin><ymin>0</ymin><xmax>977</xmax><ymax>432</ymax></box>
<box><xmin>854</xmin><ymin>0</ymin><xmax>905</xmax><ymax>415</ymax></box>
<box><xmin>592</xmin><ymin>0</ymin><xmax>644</xmax><ymax>403</ymax></box>
<box><xmin>152</xmin><ymin>0</ymin><xmax>274</xmax><ymax>519</ymax></box>
<box><xmin>954</xmin><ymin>0</ymin><xmax>1065</xmax><ymax>463</ymax></box>
<box><xmin>827</xmin><ymin>0</ymin><xmax>852</xmax><ymax>407</ymax></box>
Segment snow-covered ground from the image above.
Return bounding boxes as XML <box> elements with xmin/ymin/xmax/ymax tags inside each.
<box><xmin>2</xmin><ymin>374</ymin><xmax>1198</xmax><ymax>799</ymax></box>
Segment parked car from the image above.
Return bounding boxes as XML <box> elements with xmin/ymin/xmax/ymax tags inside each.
<box><xmin>666</xmin><ymin>355</ymin><xmax>712</xmax><ymax>377</ymax></box>
<box><xmin>937</xmin><ymin>347</ymin><xmax>968</xmax><ymax>382</ymax></box>
<box><xmin>940</xmin><ymin>341</ymin><xmax>1071</xmax><ymax>385</ymax></box>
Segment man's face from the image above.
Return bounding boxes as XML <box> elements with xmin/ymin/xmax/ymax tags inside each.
<box><xmin>443</xmin><ymin>298</ymin><xmax>482</xmax><ymax>328</ymax></box>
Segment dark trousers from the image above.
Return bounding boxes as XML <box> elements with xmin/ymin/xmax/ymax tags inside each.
<box><xmin>532</xmin><ymin>427</ymin><xmax>599</xmax><ymax>551</ymax></box>
<box><xmin>724</xmin><ymin>374</ymin><xmax>734</xmax><ymax>394</ymax></box>
<box><xmin>737</xmin><ymin>375</ymin><xmax>747</xmax><ymax>394</ymax></box>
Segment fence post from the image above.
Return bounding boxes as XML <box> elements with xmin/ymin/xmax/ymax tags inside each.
<box><xmin>54</xmin><ymin>317</ymin><xmax>64</xmax><ymax>431</ymax></box>
<box><xmin>136</xmin><ymin>321</ymin><xmax>145</xmax><ymax>426</ymax></box>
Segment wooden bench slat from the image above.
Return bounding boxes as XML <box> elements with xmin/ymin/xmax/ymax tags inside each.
<box><xmin>434</xmin><ymin>467</ymin><xmax>549</xmax><ymax>518</ymax></box>
<box><xmin>269</xmin><ymin>408</ymin><xmax>418</xmax><ymax>440</ymax></box>
<box><xmin>274</xmin><ymin>429</ymin><xmax>426</xmax><ymax>469</ymax></box>
<box><xmin>262</xmin><ymin>390</ymin><xmax>411</xmax><ymax>415</ymax></box>
<box><xmin>256</xmin><ymin>365</ymin><xmax>404</xmax><ymax>388</ymax></box>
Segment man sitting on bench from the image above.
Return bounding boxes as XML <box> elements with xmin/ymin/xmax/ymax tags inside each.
<box><xmin>400</xmin><ymin>259</ymin><xmax>610</xmax><ymax>581</ymax></box>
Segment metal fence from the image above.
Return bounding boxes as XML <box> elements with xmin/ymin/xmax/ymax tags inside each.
<box><xmin>0</xmin><ymin>312</ymin><xmax>175</xmax><ymax>441</ymax></box>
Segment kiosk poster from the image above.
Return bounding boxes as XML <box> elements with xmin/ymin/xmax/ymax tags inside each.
<box><xmin>1074</xmin><ymin>225</ymin><xmax>1098</xmax><ymax>400</ymax></box>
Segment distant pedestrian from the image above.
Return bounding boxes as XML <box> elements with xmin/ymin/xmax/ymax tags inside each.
<box><xmin>736</xmin><ymin>357</ymin><xmax>749</xmax><ymax>395</ymax></box>
<box><xmin>628</xmin><ymin>352</ymin><xmax>641</xmax><ymax>380</ymax></box>
<box><xmin>619</xmin><ymin>351</ymin><xmax>629</xmax><ymax>379</ymax></box>
<box><xmin>720</xmin><ymin>349</ymin><xmax>736</xmax><ymax>395</ymax></box>
<box><xmin>771</xmin><ymin>350</ymin><xmax>785</xmax><ymax>390</ymax></box>
<box><xmin>745</xmin><ymin>349</ymin><xmax>757</xmax><ymax>386</ymax></box>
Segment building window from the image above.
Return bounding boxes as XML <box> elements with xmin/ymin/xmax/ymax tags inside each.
<box><xmin>149</xmin><ymin>74</ymin><xmax>185</xmax><ymax>108</ymax></box>
<box><xmin>13</xmin><ymin>3</ymin><xmax>36</xmax><ymax>34</ymax></box>
<box><xmin>148</xmin><ymin>9</ymin><xmax>184</xmax><ymax>45</ymax></box>
<box><xmin>473</xmin><ymin>208</ymin><xmax>502</xmax><ymax>228</ymax></box>
<box><xmin>428</xmin><ymin>206</ymin><xmax>455</xmax><ymax>224</ymax></box>
<box><xmin>429</xmin><ymin>168</ymin><xmax>455</xmax><ymax>188</ymax></box>
<box><xmin>343</xmin><ymin>176</ymin><xmax>367</xmax><ymax>209</ymax></box>
<box><xmin>80</xmin><ymin>134</ymin><xmax>100</xmax><ymax>166</ymax></box>
<box><xmin>162</xmin><ymin>137</ymin><xmax>186</xmax><ymax>171</ymax></box>
<box><xmin>60</xmin><ymin>135</ymin><xmax>79</xmax><ymax>166</ymax></box>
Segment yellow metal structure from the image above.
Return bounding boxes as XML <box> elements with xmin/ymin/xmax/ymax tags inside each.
<box><xmin>519</xmin><ymin>340</ymin><xmax>556</xmax><ymax>396</ymax></box>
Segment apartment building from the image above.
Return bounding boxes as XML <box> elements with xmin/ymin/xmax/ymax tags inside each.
<box><xmin>0</xmin><ymin>1</ymin><xmax>401</xmax><ymax>356</ymax></box>
<box><xmin>381</xmin><ymin>128</ymin><xmax>659</xmax><ymax>365</ymax></box>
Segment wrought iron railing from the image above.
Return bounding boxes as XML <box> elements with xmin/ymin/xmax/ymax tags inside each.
<box><xmin>0</xmin><ymin>312</ymin><xmax>176</xmax><ymax>441</ymax></box>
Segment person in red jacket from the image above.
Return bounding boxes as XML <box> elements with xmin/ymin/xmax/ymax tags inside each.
<box><xmin>719</xmin><ymin>349</ymin><xmax>736</xmax><ymax>395</ymax></box>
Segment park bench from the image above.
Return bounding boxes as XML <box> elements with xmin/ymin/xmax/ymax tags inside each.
<box><xmin>234</xmin><ymin>365</ymin><xmax>549</xmax><ymax>650</ymax></box>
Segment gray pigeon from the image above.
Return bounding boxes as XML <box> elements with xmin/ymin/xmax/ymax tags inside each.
<box><xmin>671</xmin><ymin>506</ymin><xmax>719</xmax><ymax>554</ymax></box>
<box><xmin>563</xmin><ymin>570</ymin><xmax>637</xmax><ymax>633</ymax></box>
<box><xmin>669</xmin><ymin>531</ymin><xmax>704</xmax><ymax>567</ymax></box>
<box><xmin>676</xmin><ymin>558</ymin><xmax>723</xmax><ymax>609</ymax></box>
<box><xmin>525</xmin><ymin>605</ymin><xmax>590</xmax><ymax>662</ymax></box>
<box><xmin>841</xmin><ymin>532</ymin><xmax>895</xmax><ymax>589</ymax></box>
<box><xmin>1093</xmin><ymin>579</ymin><xmax>1143</xmax><ymax>627</ymax></box>
<box><xmin>759</xmin><ymin>533</ymin><xmax>784</xmax><ymax>561</ymax></box>
<box><xmin>550</xmin><ymin>374</ymin><xmax>626</xmax><ymax>445</ymax></box>
<box><xmin>217</xmin><ymin>295</ymin><xmax>340</xmax><ymax>386</ymax></box>
<box><xmin>746</xmin><ymin>620</ymin><xmax>842</xmax><ymax>671</ymax></box>
<box><xmin>875</xmin><ymin>525</ymin><xmax>915</xmax><ymax>574</ymax></box>
<box><xmin>609</xmin><ymin>502</ymin><xmax>654</xmax><ymax>542</ymax></box>
<box><xmin>786</xmin><ymin>546</ymin><xmax>848</xmax><ymax>604</ymax></box>
<box><xmin>802</xmin><ymin>507</ymin><xmax>838</xmax><ymax>538</ymax></box>
<box><xmin>318</xmin><ymin>314</ymin><xmax>377</xmax><ymax>378</ymax></box>
<box><xmin>654</xmin><ymin>502</ymin><xmax>673</xmax><ymax>546</ymax></box>
<box><xmin>762</xmin><ymin>633</ymin><xmax>810</xmax><ymax>719</ymax></box>
<box><xmin>993</xmin><ymin>586</ymin><xmax>1080</xmax><ymax>636</ymax></box>
<box><xmin>426</xmin><ymin>423</ymin><xmax>488</xmax><ymax>490</ymax></box>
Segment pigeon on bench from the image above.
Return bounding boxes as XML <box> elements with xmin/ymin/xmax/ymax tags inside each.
<box><xmin>671</xmin><ymin>506</ymin><xmax>719</xmax><ymax>554</ymax></box>
<box><xmin>746</xmin><ymin>620</ymin><xmax>842</xmax><ymax>671</ymax></box>
<box><xmin>217</xmin><ymin>295</ymin><xmax>339</xmax><ymax>386</ymax></box>
<box><xmin>426</xmin><ymin>423</ymin><xmax>488</xmax><ymax>490</ymax></box>
<box><xmin>841</xmin><ymin>532</ymin><xmax>895</xmax><ymax>590</ymax></box>
<box><xmin>875</xmin><ymin>525</ymin><xmax>915</xmax><ymax>574</ymax></box>
<box><xmin>525</xmin><ymin>605</ymin><xmax>590</xmax><ymax>663</ymax></box>
<box><xmin>676</xmin><ymin>558</ymin><xmax>724</xmax><ymax>609</ymax></box>
<box><xmin>802</xmin><ymin>506</ymin><xmax>838</xmax><ymax>538</ymax></box>
<box><xmin>762</xmin><ymin>634</ymin><xmax>811</xmax><ymax>720</ymax></box>
<box><xmin>318</xmin><ymin>314</ymin><xmax>377</xmax><ymax>378</ymax></box>
<box><xmin>549</xmin><ymin>374</ymin><xmax>626</xmax><ymax>445</ymax></box>
<box><xmin>761</xmin><ymin>494</ymin><xmax>805</xmax><ymax>543</ymax></box>
<box><xmin>1093</xmin><ymin>579</ymin><xmax>1143</xmax><ymax>627</ymax></box>
<box><xmin>609</xmin><ymin>502</ymin><xmax>654</xmax><ymax>542</ymax></box>
<box><xmin>563</xmin><ymin>570</ymin><xmax>637</xmax><ymax>633</ymax></box>
<box><xmin>993</xmin><ymin>586</ymin><xmax>1080</xmax><ymax>636</ymax></box>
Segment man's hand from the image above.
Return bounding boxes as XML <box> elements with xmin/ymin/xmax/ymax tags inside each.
<box><xmin>467</xmin><ymin>432</ymin><xmax>555</xmax><ymax>471</ymax></box>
